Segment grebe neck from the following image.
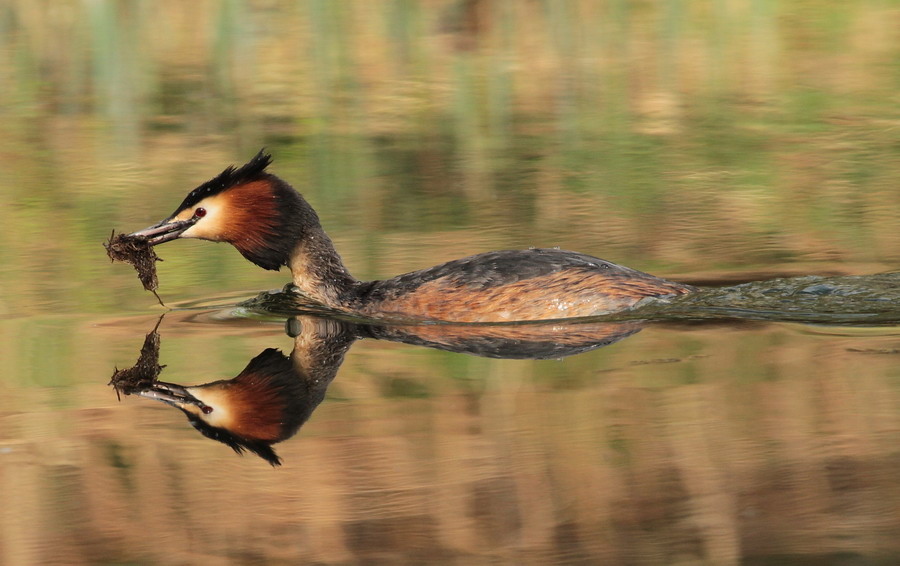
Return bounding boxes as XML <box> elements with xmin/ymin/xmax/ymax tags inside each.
<box><xmin>287</xmin><ymin>226</ymin><xmax>359</xmax><ymax>306</ymax></box>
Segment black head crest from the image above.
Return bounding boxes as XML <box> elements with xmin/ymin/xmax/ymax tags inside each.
<box><xmin>170</xmin><ymin>149</ymin><xmax>273</xmax><ymax>216</ymax></box>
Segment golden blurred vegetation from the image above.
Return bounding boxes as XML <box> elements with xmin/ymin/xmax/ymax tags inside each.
<box><xmin>2</xmin><ymin>316</ymin><xmax>900</xmax><ymax>564</ymax></box>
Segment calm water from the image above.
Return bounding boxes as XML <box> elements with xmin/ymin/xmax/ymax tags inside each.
<box><xmin>2</xmin><ymin>2</ymin><xmax>900</xmax><ymax>565</ymax></box>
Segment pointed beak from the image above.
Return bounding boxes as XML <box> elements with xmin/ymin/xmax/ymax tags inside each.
<box><xmin>127</xmin><ymin>217</ymin><xmax>198</xmax><ymax>246</ymax></box>
<box><xmin>138</xmin><ymin>382</ymin><xmax>209</xmax><ymax>412</ymax></box>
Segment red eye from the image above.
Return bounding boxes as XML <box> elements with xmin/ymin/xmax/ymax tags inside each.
<box><xmin>194</xmin><ymin>207</ymin><xmax>207</xmax><ymax>218</ymax></box>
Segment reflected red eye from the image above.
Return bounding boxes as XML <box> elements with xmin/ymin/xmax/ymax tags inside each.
<box><xmin>194</xmin><ymin>207</ymin><xmax>207</xmax><ymax>218</ymax></box>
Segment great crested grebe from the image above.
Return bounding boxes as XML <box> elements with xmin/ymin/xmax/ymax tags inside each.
<box><xmin>127</xmin><ymin>151</ymin><xmax>693</xmax><ymax>322</ymax></box>
<box><xmin>136</xmin><ymin>348</ymin><xmax>312</xmax><ymax>466</ymax></box>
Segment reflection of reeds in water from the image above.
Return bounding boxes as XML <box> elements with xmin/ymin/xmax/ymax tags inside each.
<box><xmin>3</xmin><ymin>325</ymin><xmax>900</xmax><ymax>564</ymax></box>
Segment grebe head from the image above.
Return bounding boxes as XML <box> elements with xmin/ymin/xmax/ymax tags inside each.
<box><xmin>137</xmin><ymin>348</ymin><xmax>312</xmax><ymax>466</ymax></box>
<box><xmin>129</xmin><ymin>150</ymin><xmax>313</xmax><ymax>270</ymax></box>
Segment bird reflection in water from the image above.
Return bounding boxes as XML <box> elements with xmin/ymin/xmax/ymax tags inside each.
<box><xmin>111</xmin><ymin>315</ymin><xmax>643</xmax><ymax>465</ymax></box>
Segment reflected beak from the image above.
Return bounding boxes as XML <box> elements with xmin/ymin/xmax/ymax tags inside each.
<box><xmin>127</xmin><ymin>217</ymin><xmax>198</xmax><ymax>246</ymax></box>
<box><xmin>138</xmin><ymin>382</ymin><xmax>208</xmax><ymax>411</ymax></box>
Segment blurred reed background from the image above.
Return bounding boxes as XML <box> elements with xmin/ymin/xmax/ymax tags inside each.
<box><xmin>2</xmin><ymin>2</ymin><xmax>900</xmax><ymax>565</ymax></box>
<box><xmin>0</xmin><ymin>0</ymin><xmax>898</xmax><ymax>315</ymax></box>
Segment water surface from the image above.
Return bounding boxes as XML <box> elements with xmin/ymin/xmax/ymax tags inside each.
<box><xmin>2</xmin><ymin>2</ymin><xmax>900</xmax><ymax>564</ymax></box>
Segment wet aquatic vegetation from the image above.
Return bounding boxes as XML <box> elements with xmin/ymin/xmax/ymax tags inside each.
<box><xmin>109</xmin><ymin>316</ymin><xmax>165</xmax><ymax>399</ymax></box>
<box><xmin>104</xmin><ymin>230</ymin><xmax>164</xmax><ymax>305</ymax></box>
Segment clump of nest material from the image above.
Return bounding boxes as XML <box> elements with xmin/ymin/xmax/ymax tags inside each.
<box><xmin>109</xmin><ymin>316</ymin><xmax>166</xmax><ymax>400</ymax></box>
<box><xmin>104</xmin><ymin>230</ymin><xmax>164</xmax><ymax>305</ymax></box>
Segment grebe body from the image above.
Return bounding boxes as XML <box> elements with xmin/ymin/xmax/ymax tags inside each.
<box><xmin>129</xmin><ymin>152</ymin><xmax>692</xmax><ymax>322</ymax></box>
<box><xmin>352</xmin><ymin>249</ymin><xmax>689</xmax><ymax>322</ymax></box>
